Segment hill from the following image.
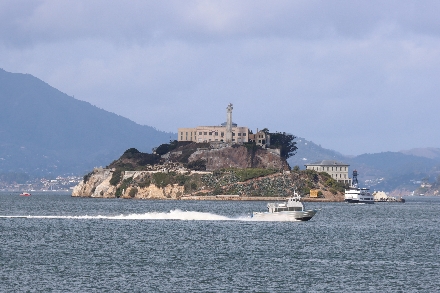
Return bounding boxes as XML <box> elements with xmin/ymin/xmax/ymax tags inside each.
<box><xmin>0</xmin><ymin>68</ymin><xmax>173</xmax><ymax>177</ymax></box>
<box><xmin>288</xmin><ymin>139</ymin><xmax>440</xmax><ymax>192</ymax></box>
<box><xmin>74</xmin><ymin>144</ymin><xmax>346</xmax><ymax>200</ymax></box>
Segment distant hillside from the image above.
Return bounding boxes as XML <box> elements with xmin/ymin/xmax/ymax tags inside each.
<box><xmin>400</xmin><ymin>147</ymin><xmax>440</xmax><ymax>161</ymax></box>
<box><xmin>287</xmin><ymin>137</ymin><xmax>347</xmax><ymax>168</ymax></box>
<box><xmin>287</xmin><ymin>138</ymin><xmax>440</xmax><ymax>192</ymax></box>
<box><xmin>0</xmin><ymin>68</ymin><xmax>173</xmax><ymax>176</ymax></box>
<box><xmin>347</xmin><ymin>152</ymin><xmax>439</xmax><ymax>191</ymax></box>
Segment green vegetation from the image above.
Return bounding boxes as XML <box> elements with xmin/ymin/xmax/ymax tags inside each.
<box><xmin>110</xmin><ymin>169</ymin><xmax>123</xmax><ymax>186</ymax></box>
<box><xmin>83</xmin><ymin>171</ymin><xmax>94</xmax><ymax>183</ymax></box>
<box><xmin>123</xmin><ymin>148</ymin><xmax>141</xmax><ymax>157</ymax></box>
<box><xmin>155</xmin><ymin>140</ymin><xmax>179</xmax><ymax>156</ymax></box>
<box><xmin>292</xmin><ymin>165</ymin><xmax>300</xmax><ymax>172</ymax></box>
<box><xmin>115</xmin><ymin>177</ymin><xmax>132</xmax><ymax>198</ymax></box>
<box><xmin>129</xmin><ymin>187</ymin><xmax>138</xmax><ymax>198</ymax></box>
<box><xmin>152</xmin><ymin>172</ymin><xmax>170</xmax><ymax>188</ymax></box>
<box><xmin>269</xmin><ymin>131</ymin><xmax>297</xmax><ymax>159</ymax></box>
<box><xmin>186</xmin><ymin>159</ymin><xmax>206</xmax><ymax>171</ymax></box>
<box><xmin>233</xmin><ymin>168</ymin><xmax>277</xmax><ymax>181</ymax></box>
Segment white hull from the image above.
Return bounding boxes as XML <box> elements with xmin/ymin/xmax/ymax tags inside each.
<box><xmin>345</xmin><ymin>187</ymin><xmax>374</xmax><ymax>204</ymax></box>
<box><xmin>252</xmin><ymin>210</ymin><xmax>317</xmax><ymax>221</ymax></box>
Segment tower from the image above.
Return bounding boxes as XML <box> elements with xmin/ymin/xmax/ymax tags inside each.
<box><xmin>225</xmin><ymin>103</ymin><xmax>233</xmax><ymax>143</ymax></box>
<box><xmin>352</xmin><ymin>170</ymin><xmax>358</xmax><ymax>187</ymax></box>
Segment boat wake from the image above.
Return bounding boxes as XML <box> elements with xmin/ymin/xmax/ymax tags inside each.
<box><xmin>0</xmin><ymin>209</ymin><xmax>301</xmax><ymax>222</ymax></box>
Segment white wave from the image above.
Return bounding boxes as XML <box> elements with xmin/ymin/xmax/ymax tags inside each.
<box><xmin>0</xmin><ymin>209</ymin><xmax>243</xmax><ymax>221</ymax></box>
<box><xmin>0</xmin><ymin>209</ymin><xmax>302</xmax><ymax>221</ymax></box>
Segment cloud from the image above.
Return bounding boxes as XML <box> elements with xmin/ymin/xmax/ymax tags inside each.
<box><xmin>1</xmin><ymin>0</ymin><xmax>440</xmax><ymax>155</ymax></box>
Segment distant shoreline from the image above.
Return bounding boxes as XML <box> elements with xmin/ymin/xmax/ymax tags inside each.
<box><xmin>179</xmin><ymin>195</ymin><xmax>342</xmax><ymax>202</ymax></box>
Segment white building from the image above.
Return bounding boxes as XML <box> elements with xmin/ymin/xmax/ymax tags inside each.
<box><xmin>305</xmin><ymin>160</ymin><xmax>351</xmax><ymax>185</ymax></box>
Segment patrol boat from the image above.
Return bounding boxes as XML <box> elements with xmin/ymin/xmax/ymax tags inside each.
<box><xmin>252</xmin><ymin>190</ymin><xmax>318</xmax><ymax>221</ymax></box>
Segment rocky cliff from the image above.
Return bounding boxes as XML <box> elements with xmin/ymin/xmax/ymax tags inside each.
<box><xmin>187</xmin><ymin>145</ymin><xmax>288</xmax><ymax>171</ymax></box>
<box><xmin>73</xmin><ymin>142</ymin><xmax>345</xmax><ymax>200</ymax></box>
<box><xmin>73</xmin><ymin>167</ymin><xmax>345</xmax><ymax>201</ymax></box>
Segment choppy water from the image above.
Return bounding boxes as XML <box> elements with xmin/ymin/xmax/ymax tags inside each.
<box><xmin>1</xmin><ymin>193</ymin><xmax>439</xmax><ymax>292</ymax></box>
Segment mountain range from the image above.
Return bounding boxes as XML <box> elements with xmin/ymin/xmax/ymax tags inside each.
<box><xmin>0</xmin><ymin>68</ymin><xmax>172</xmax><ymax>176</ymax></box>
<box><xmin>1</xmin><ymin>68</ymin><xmax>439</xmax><ymax>192</ymax></box>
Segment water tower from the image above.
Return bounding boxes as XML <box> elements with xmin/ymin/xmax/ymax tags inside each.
<box><xmin>352</xmin><ymin>170</ymin><xmax>358</xmax><ymax>187</ymax></box>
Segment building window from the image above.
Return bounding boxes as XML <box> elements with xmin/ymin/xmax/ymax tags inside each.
<box><xmin>221</xmin><ymin>132</ymin><xmax>224</xmax><ymax>137</ymax></box>
<box><xmin>242</xmin><ymin>133</ymin><xmax>246</xmax><ymax>136</ymax></box>
<box><xmin>209</xmin><ymin>132</ymin><xmax>212</xmax><ymax>135</ymax></box>
<box><xmin>199</xmin><ymin>132</ymin><xmax>202</xmax><ymax>135</ymax></box>
<box><xmin>232</xmin><ymin>133</ymin><xmax>235</xmax><ymax>136</ymax></box>
<box><xmin>238</xmin><ymin>133</ymin><xmax>241</xmax><ymax>136</ymax></box>
<box><xmin>215</xmin><ymin>132</ymin><xmax>218</xmax><ymax>136</ymax></box>
<box><xmin>204</xmin><ymin>132</ymin><xmax>207</xmax><ymax>135</ymax></box>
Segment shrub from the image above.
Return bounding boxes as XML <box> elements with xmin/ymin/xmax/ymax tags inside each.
<box><xmin>129</xmin><ymin>187</ymin><xmax>138</xmax><ymax>198</ymax></box>
<box><xmin>175</xmin><ymin>174</ymin><xmax>188</xmax><ymax>186</ymax></box>
<box><xmin>138</xmin><ymin>178</ymin><xmax>151</xmax><ymax>188</ymax></box>
<box><xmin>153</xmin><ymin>172</ymin><xmax>170</xmax><ymax>188</ymax></box>
<box><xmin>110</xmin><ymin>169</ymin><xmax>123</xmax><ymax>186</ymax></box>
<box><xmin>83</xmin><ymin>171</ymin><xmax>94</xmax><ymax>183</ymax></box>
<box><xmin>187</xmin><ymin>159</ymin><xmax>206</xmax><ymax>171</ymax></box>
<box><xmin>115</xmin><ymin>178</ymin><xmax>132</xmax><ymax>198</ymax></box>
<box><xmin>234</xmin><ymin>168</ymin><xmax>277</xmax><ymax>182</ymax></box>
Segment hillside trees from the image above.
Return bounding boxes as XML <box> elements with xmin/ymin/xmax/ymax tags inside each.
<box><xmin>269</xmin><ymin>131</ymin><xmax>297</xmax><ymax>159</ymax></box>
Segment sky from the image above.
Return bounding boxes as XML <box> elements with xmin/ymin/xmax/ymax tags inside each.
<box><xmin>1</xmin><ymin>0</ymin><xmax>440</xmax><ymax>156</ymax></box>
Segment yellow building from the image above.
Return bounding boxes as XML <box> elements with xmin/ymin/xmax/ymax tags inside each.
<box><xmin>178</xmin><ymin>126</ymin><xmax>249</xmax><ymax>143</ymax></box>
<box><xmin>178</xmin><ymin>103</ymin><xmax>249</xmax><ymax>144</ymax></box>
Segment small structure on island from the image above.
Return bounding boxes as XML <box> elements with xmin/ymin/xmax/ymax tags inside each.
<box><xmin>309</xmin><ymin>189</ymin><xmax>319</xmax><ymax>198</ymax></box>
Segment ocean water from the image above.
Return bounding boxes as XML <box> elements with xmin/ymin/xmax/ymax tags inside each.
<box><xmin>0</xmin><ymin>193</ymin><xmax>439</xmax><ymax>292</ymax></box>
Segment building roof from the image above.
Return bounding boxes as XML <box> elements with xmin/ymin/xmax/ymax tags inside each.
<box><xmin>305</xmin><ymin>160</ymin><xmax>349</xmax><ymax>166</ymax></box>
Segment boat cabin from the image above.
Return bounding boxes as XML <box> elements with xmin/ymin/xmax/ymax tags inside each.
<box><xmin>267</xmin><ymin>196</ymin><xmax>304</xmax><ymax>213</ymax></box>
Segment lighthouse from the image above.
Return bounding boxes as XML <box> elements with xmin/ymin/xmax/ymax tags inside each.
<box><xmin>225</xmin><ymin>103</ymin><xmax>233</xmax><ymax>143</ymax></box>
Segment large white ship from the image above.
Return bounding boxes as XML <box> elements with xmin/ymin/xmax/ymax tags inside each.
<box><xmin>344</xmin><ymin>170</ymin><xmax>374</xmax><ymax>204</ymax></box>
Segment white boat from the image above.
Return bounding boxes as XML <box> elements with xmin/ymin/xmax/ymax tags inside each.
<box><xmin>344</xmin><ymin>169</ymin><xmax>374</xmax><ymax>204</ymax></box>
<box><xmin>252</xmin><ymin>191</ymin><xmax>318</xmax><ymax>221</ymax></box>
<box><xmin>344</xmin><ymin>187</ymin><xmax>374</xmax><ymax>204</ymax></box>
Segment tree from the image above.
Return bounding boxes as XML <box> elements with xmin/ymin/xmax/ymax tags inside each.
<box><xmin>269</xmin><ymin>132</ymin><xmax>297</xmax><ymax>159</ymax></box>
<box><xmin>261</xmin><ymin>128</ymin><xmax>270</xmax><ymax>135</ymax></box>
<box><xmin>155</xmin><ymin>140</ymin><xmax>179</xmax><ymax>156</ymax></box>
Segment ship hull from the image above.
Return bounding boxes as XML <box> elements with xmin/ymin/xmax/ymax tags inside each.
<box><xmin>344</xmin><ymin>199</ymin><xmax>374</xmax><ymax>204</ymax></box>
<box><xmin>252</xmin><ymin>210</ymin><xmax>317</xmax><ymax>221</ymax></box>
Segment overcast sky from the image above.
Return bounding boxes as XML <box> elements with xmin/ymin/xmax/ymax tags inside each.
<box><xmin>1</xmin><ymin>0</ymin><xmax>439</xmax><ymax>155</ymax></box>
